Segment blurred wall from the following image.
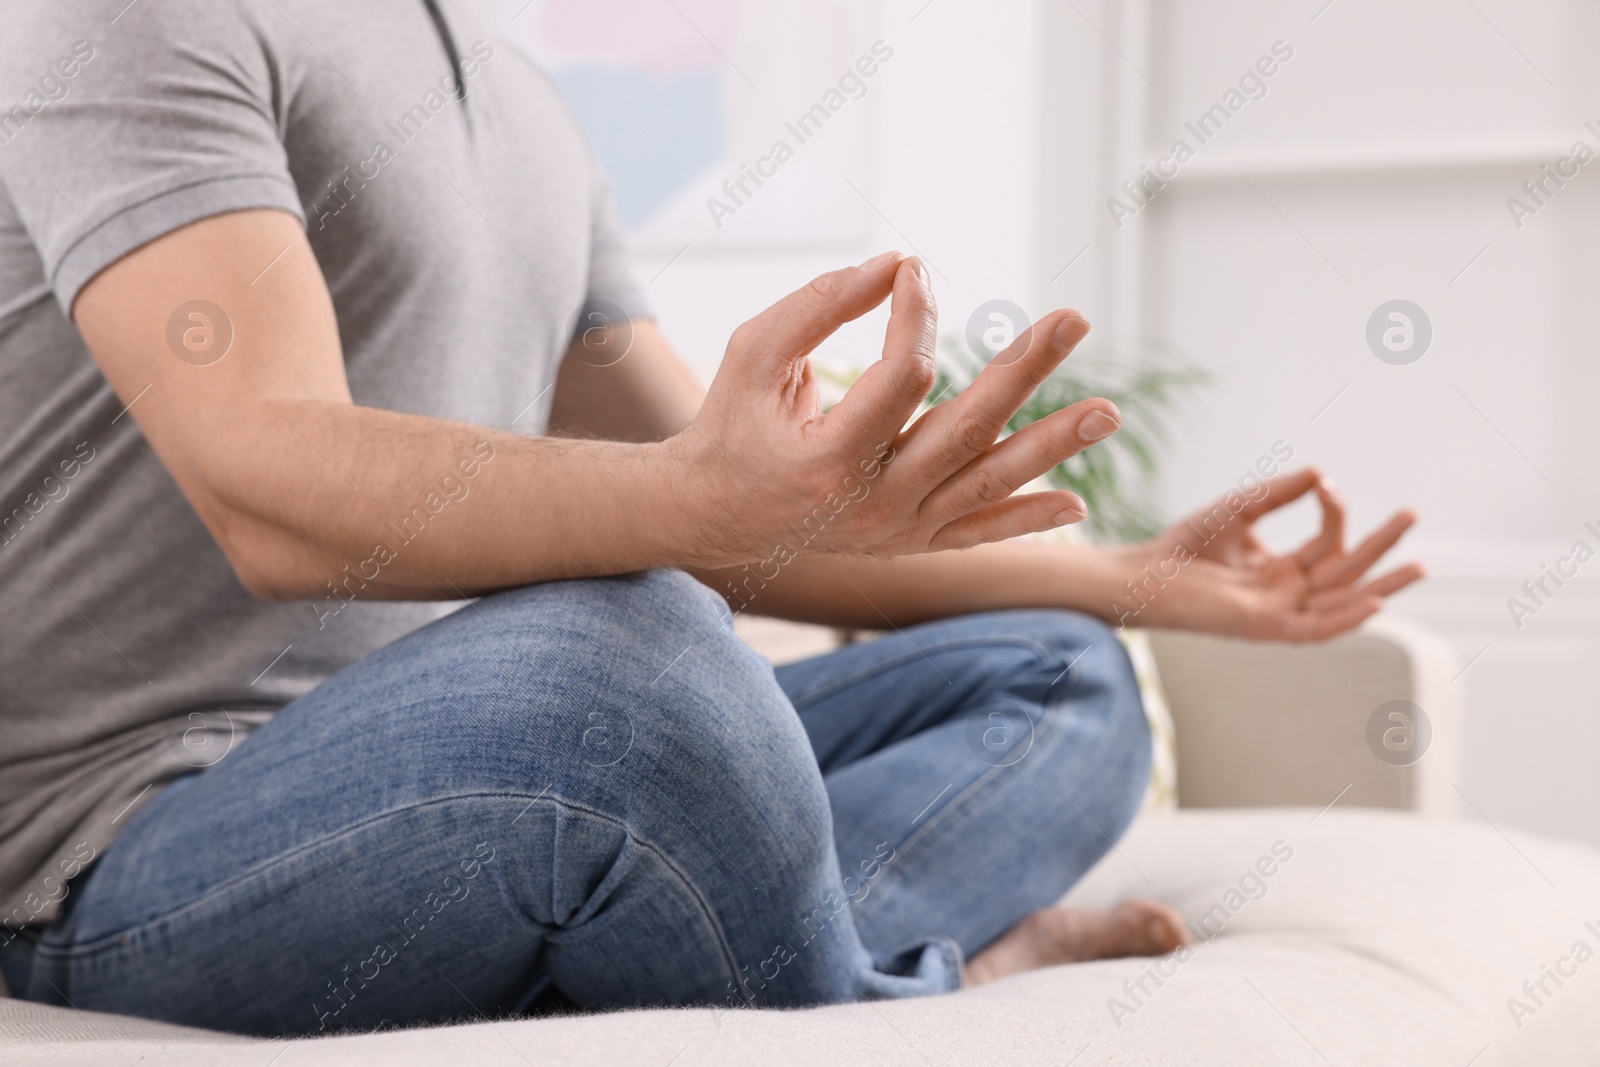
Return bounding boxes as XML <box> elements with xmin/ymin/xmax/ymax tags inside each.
<box><xmin>1081</xmin><ymin>0</ymin><xmax>1600</xmax><ymax>848</ymax></box>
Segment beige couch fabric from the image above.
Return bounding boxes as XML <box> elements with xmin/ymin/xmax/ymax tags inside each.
<box><xmin>4</xmin><ymin>808</ymin><xmax>1598</xmax><ymax>1066</ymax></box>
<box><xmin>1148</xmin><ymin>617</ymin><xmax>1462</xmax><ymax>814</ymax></box>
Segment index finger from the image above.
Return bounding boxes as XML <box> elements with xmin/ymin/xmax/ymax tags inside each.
<box><xmin>1293</xmin><ymin>475</ymin><xmax>1346</xmax><ymax>568</ymax></box>
<box><xmin>823</xmin><ymin>256</ymin><xmax>940</xmax><ymax>452</ymax></box>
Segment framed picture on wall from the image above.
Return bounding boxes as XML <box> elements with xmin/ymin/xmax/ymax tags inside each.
<box><xmin>504</xmin><ymin>0</ymin><xmax>885</xmax><ymax>251</ymax></box>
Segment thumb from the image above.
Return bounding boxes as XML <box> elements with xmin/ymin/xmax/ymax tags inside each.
<box><xmin>722</xmin><ymin>253</ymin><xmax>903</xmax><ymax>379</ymax></box>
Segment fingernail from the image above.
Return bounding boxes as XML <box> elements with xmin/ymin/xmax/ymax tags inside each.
<box><xmin>908</xmin><ymin>257</ymin><xmax>929</xmax><ymax>285</ymax></box>
<box><xmin>1052</xmin><ymin>315</ymin><xmax>1087</xmax><ymax>351</ymax></box>
<box><xmin>1053</xmin><ymin>504</ymin><xmax>1086</xmax><ymax>526</ymax></box>
<box><xmin>858</xmin><ymin>250</ymin><xmax>901</xmax><ymax>270</ymax></box>
<box><xmin>1078</xmin><ymin>409</ymin><xmax>1121</xmax><ymax>442</ymax></box>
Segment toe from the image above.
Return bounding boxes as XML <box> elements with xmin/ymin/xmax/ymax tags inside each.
<box><xmin>1119</xmin><ymin>899</ymin><xmax>1190</xmax><ymax>955</ymax></box>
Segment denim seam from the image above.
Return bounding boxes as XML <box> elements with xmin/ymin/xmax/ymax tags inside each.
<box><xmin>34</xmin><ymin>790</ymin><xmax>744</xmax><ymax>985</ymax></box>
<box><xmin>787</xmin><ymin>635</ymin><xmax>1058</xmax><ymax>710</ymax></box>
<box><xmin>475</xmin><ymin>796</ymin><xmax>747</xmax><ymax>988</ymax></box>
<box><xmin>34</xmin><ymin>791</ymin><xmax>541</xmax><ymax>956</ymax></box>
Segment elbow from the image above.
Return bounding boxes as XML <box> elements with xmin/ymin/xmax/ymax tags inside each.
<box><xmin>209</xmin><ymin>510</ymin><xmax>328</xmax><ymax>602</ymax></box>
<box><xmin>232</xmin><ymin>559</ymin><xmax>316</xmax><ymax>602</ymax></box>
<box><xmin>227</xmin><ymin>547</ymin><xmax>323</xmax><ymax>602</ymax></box>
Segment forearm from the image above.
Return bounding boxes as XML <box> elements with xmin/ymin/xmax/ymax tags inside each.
<box><xmin>187</xmin><ymin>398</ymin><xmax>712</xmax><ymax>600</ymax></box>
<box><xmin>690</xmin><ymin>540</ymin><xmax>1145</xmax><ymax>629</ymax></box>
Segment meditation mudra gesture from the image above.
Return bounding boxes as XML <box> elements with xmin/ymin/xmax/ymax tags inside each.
<box><xmin>0</xmin><ymin>0</ymin><xmax>1422</xmax><ymax>1034</ymax></box>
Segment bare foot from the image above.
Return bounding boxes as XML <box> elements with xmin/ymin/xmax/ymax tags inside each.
<box><xmin>965</xmin><ymin>900</ymin><xmax>1190</xmax><ymax>986</ymax></box>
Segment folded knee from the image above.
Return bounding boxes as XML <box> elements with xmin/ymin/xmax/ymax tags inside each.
<box><xmin>403</xmin><ymin>569</ymin><xmax>767</xmax><ymax>733</ymax></box>
<box><xmin>465</xmin><ymin>568</ymin><xmax>735</xmax><ymax>653</ymax></box>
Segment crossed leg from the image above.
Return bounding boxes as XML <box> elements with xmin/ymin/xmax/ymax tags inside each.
<box><xmin>8</xmin><ymin>570</ymin><xmax>1178</xmax><ymax>1034</ymax></box>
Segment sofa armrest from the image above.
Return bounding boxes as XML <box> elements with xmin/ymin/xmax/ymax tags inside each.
<box><xmin>1144</xmin><ymin>616</ymin><xmax>1460</xmax><ymax>815</ymax></box>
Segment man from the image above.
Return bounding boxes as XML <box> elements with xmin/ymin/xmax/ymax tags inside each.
<box><xmin>0</xmin><ymin>0</ymin><xmax>1421</xmax><ymax>1035</ymax></box>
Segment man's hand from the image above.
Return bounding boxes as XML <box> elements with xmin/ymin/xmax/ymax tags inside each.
<box><xmin>674</xmin><ymin>252</ymin><xmax>1124</xmax><ymax>562</ymax></box>
<box><xmin>1120</xmin><ymin>469</ymin><xmax>1424</xmax><ymax>641</ymax></box>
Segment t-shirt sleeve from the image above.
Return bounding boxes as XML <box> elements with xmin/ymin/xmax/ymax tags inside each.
<box><xmin>0</xmin><ymin>1</ymin><xmax>304</xmax><ymax>314</ymax></box>
<box><xmin>577</xmin><ymin>162</ymin><xmax>652</xmax><ymax>333</ymax></box>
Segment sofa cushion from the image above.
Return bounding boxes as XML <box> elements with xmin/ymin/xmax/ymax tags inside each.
<box><xmin>4</xmin><ymin>808</ymin><xmax>1597</xmax><ymax>1066</ymax></box>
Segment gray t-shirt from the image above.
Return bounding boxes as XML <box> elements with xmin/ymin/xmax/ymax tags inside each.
<box><xmin>0</xmin><ymin>0</ymin><xmax>647</xmax><ymax>926</ymax></box>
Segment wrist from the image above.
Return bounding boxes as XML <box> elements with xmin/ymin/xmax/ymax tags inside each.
<box><xmin>1091</xmin><ymin>541</ymin><xmax>1168</xmax><ymax>629</ymax></box>
<box><xmin>644</xmin><ymin>431</ymin><xmax>756</xmax><ymax>570</ymax></box>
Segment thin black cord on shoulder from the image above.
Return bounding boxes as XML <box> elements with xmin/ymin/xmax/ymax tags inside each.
<box><xmin>420</xmin><ymin>0</ymin><xmax>470</xmax><ymax>108</ymax></box>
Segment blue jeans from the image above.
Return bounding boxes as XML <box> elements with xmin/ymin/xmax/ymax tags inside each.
<box><xmin>2</xmin><ymin>570</ymin><xmax>1150</xmax><ymax>1035</ymax></box>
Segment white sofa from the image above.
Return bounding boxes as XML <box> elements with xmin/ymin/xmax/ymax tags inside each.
<box><xmin>6</xmin><ymin>619</ymin><xmax>1599</xmax><ymax>1066</ymax></box>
